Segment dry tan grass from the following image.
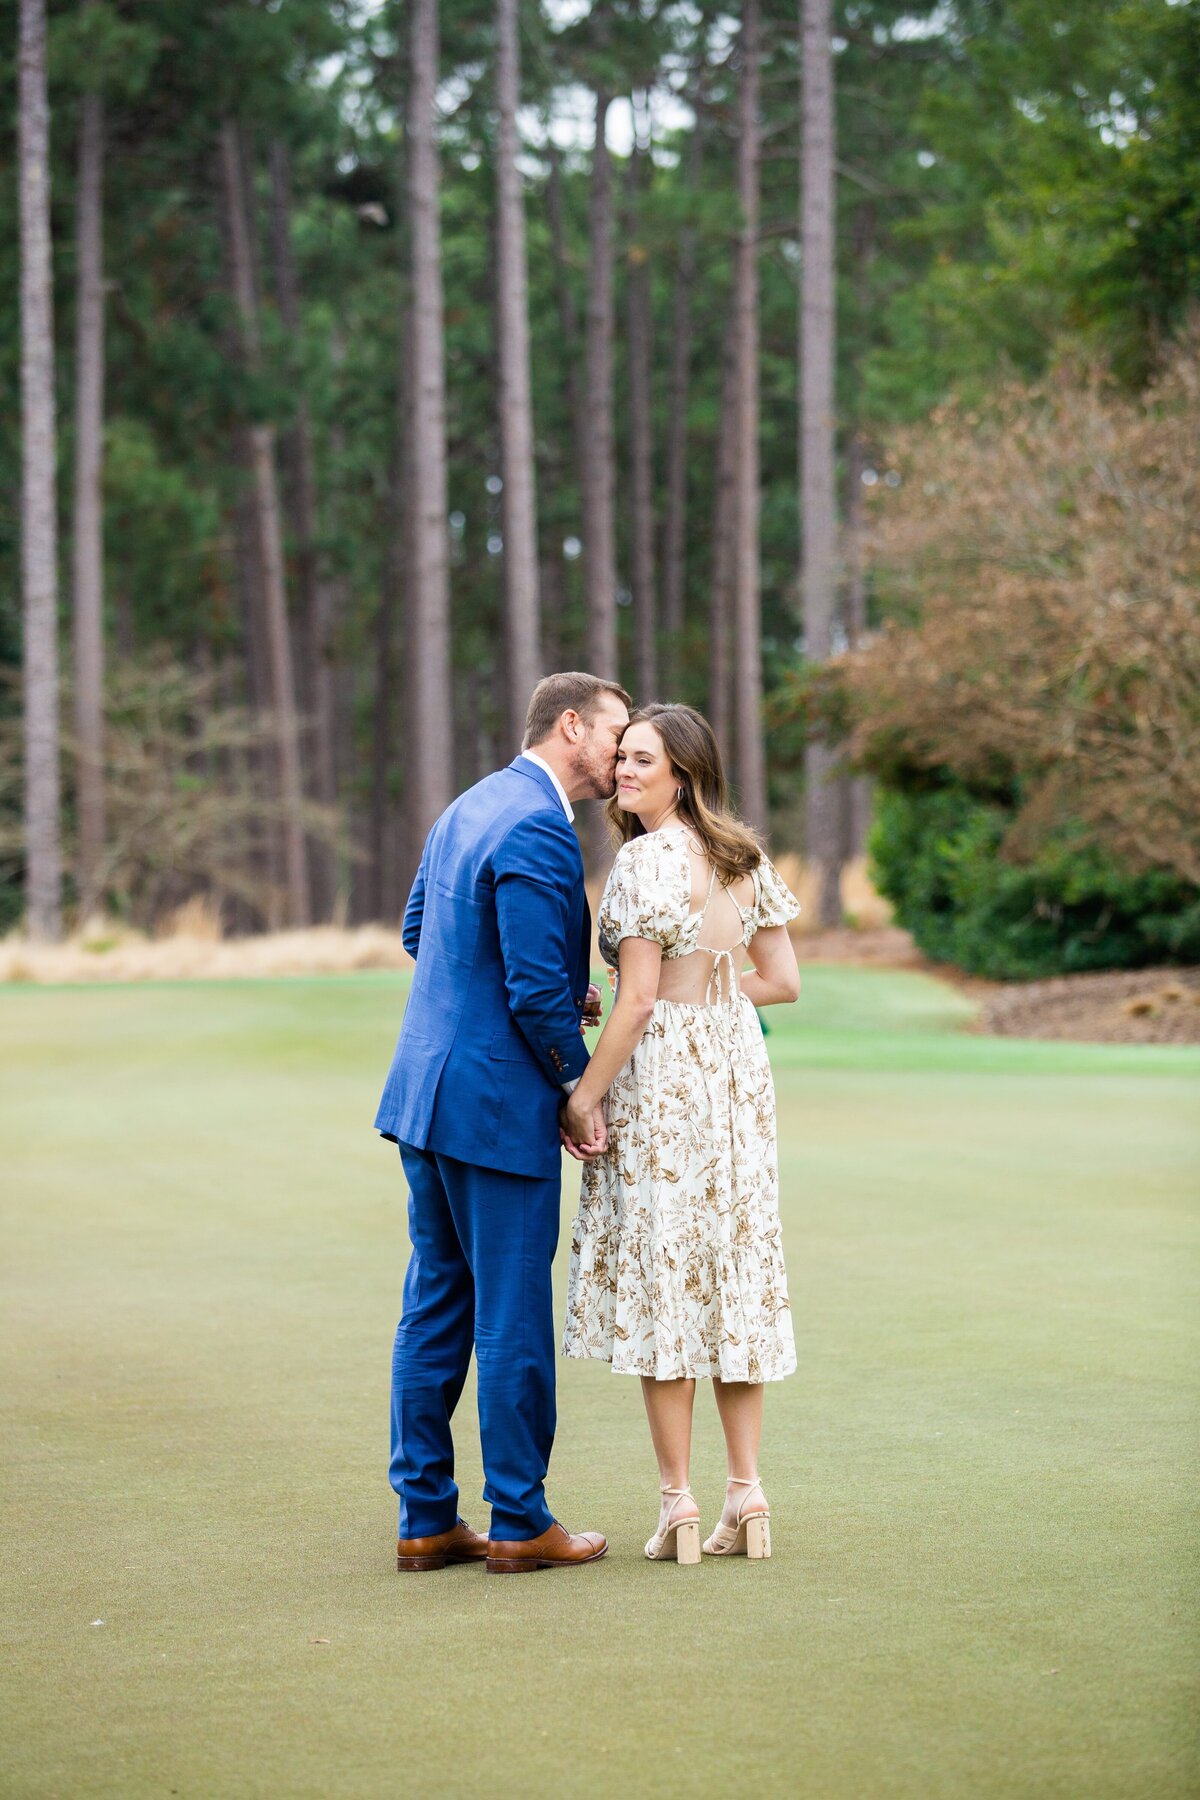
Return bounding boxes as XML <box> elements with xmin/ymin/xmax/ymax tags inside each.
<box><xmin>771</xmin><ymin>853</ymin><xmax>893</xmax><ymax>934</ymax></box>
<box><xmin>1</xmin><ymin>855</ymin><xmax>892</xmax><ymax>987</ymax></box>
<box><xmin>0</xmin><ymin>920</ymin><xmax>413</xmax><ymax>985</ymax></box>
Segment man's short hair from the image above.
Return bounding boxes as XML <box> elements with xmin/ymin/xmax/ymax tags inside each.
<box><xmin>522</xmin><ymin>671</ymin><xmax>632</xmax><ymax>749</ymax></box>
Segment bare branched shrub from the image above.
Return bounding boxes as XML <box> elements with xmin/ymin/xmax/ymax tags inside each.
<box><xmin>834</xmin><ymin>328</ymin><xmax>1200</xmax><ymax>884</ymax></box>
<box><xmin>0</xmin><ymin>653</ymin><xmax>344</xmax><ymax>930</ymax></box>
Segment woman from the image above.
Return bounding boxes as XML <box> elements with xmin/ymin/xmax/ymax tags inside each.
<box><xmin>562</xmin><ymin>703</ymin><xmax>801</xmax><ymax>1563</ymax></box>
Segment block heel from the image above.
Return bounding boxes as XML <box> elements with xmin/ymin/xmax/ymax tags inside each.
<box><xmin>744</xmin><ymin>1515</ymin><xmax>771</xmax><ymax>1560</ymax></box>
<box><xmin>645</xmin><ymin>1485</ymin><xmax>702</xmax><ymax>1563</ymax></box>
<box><xmin>702</xmin><ymin>1476</ymin><xmax>772</xmax><ymax>1559</ymax></box>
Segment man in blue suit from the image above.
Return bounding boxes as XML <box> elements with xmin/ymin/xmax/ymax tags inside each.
<box><xmin>376</xmin><ymin>671</ymin><xmax>632</xmax><ymax>1574</ymax></box>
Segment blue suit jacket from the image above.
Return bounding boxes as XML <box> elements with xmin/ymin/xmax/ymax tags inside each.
<box><xmin>374</xmin><ymin>758</ymin><xmax>592</xmax><ymax>1179</ymax></box>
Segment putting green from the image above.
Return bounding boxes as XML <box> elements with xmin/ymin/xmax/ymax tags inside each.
<box><xmin>2</xmin><ymin>968</ymin><xmax>1197</xmax><ymax>1799</ymax></box>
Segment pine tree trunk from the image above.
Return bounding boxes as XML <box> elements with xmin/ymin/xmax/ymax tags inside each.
<box><xmin>844</xmin><ymin>430</ymin><xmax>872</xmax><ymax>855</ymax></box>
<box><xmin>371</xmin><ymin>515</ymin><xmax>399</xmax><ymax>921</ymax></box>
<box><xmin>731</xmin><ymin>0</ymin><xmax>765</xmax><ymax>827</ymax></box>
<box><xmin>845</xmin><ymin>202</ymin><xmax>877</xmax><ymax>857</ymax></box>
<box><xmin>583</xmin><ymin>89</ymin><xmax>617</xmax><ymax>680</ymax></box>
<box><xmin>267</xmin><ymin>138</ymin><xmax>337</xmax><ymax>919</ymax></box>
<box><xmin>800</xmin><ymin>0</ymin><xmax>842</xmax><ymax>924</ymax></box>
<box><xmin>626</xmin><ymin>117</ymin><xmax>657</xmax><ymax>702</ymax></box>
<box><xmin>709</xmin><ymin>327</ymin><xmax>738</xmax><ymax>748</ymax></box>
<box><xmin>72</xmin><ymin>80</ymin><xmax>105</xmax><ymax>917</ymax></box>
<box><xmin>406</xmin><ymin>0</ymin><xmax>454</xmax><ymax>848</ymax></box>
<box><xmin>19</xmin><ymin>0</ymin><xmax>62</xmax><ymax>939</ymax></box>
<box><xmin>218</xmin><ymin>119</ymin><xmax>310</xmax><ymax>925</ymax></box>
<box><xmin>660</xmin><ymin>110</ymin><xmax>702</xmax><ymax>690</ymax></box>
<box><xmin>390</xmin><ymin>90</ymin><xmax>418</xmax><ymax>910</ymax></box>
<box><xmin>495</xmin><ymin>0</ymin><xmax>541</xmax><ymax>748</ymax></box>
<box><xmin>546</xmin><ymin>141</ymin><xmax>590</xmax><ymax>521</ymax></box>
<box><xmin>540</xmin><ymin>548</ymin><xmax>566</xmax><ymax>670</ymax></box>
<box><xmin>320</xmin><ymin>328</ymin><xmax>350</xmax><ymax>914</ymax></box>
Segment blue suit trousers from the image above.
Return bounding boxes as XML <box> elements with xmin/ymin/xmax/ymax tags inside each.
<box><xmin>390</xmin><ymin>1143</ymin><xmax>560</xmax><ymax>1542</ymax></box>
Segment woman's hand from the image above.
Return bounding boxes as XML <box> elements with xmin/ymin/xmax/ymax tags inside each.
<box><xmin>563</xmin><ymin>1091</ymin><xmax>605</xmax><ymax>1156</ymax></box>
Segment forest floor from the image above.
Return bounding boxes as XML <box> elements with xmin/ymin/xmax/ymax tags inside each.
<box><xmin>3</xmin><ymin>968</ymin><xmax>1198</xmax><ymax>1799</ymax></box>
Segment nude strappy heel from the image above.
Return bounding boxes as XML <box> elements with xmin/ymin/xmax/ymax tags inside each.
<box><xmin>702</xmin><ymin>1476</ymin><xmax>771</xmax><ymax>1559</ymax></box>
<box><xmin>645</xmin><ymin>1485</ymin><xmax>702</xmax><ymax>1564</ymax></box>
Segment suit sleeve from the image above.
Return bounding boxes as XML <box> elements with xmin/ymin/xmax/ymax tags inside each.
<box><xmin>401</xmin><ymin>851</ymin><xmax>428</xmax><ymax>959</ymax></box>
<box><xmin>493</xmin><ymin>812</ymin><xmax>591</xmax><ymax>1090</ymax></box>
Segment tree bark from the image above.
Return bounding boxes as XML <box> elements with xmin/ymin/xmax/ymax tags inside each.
<box><xmin>494</xmin><ymin>0</ymin><xmax>541</xmax><ymax>748</ymax></box>
<box><xmin>801</xmin><ymin>0</ymin><xmax>842</xmax><ymax>922</ymax></box>
<box><xmin>709</xmin><ymin>298</ymin><xmax>738</xmax><ymax>751</ymax></box>
<box><xmin>626</xmin><ymin>109</ymin><xmax>657</xmax><ymax>701</ymax></box>
<box><xmin>267</xmin><ymin>138</ymin><xmax>337</xmax><ymax>919</ymax></box>
<box><xmin>843</xmin><ymin>200</ymin><xmax>877</xmax><ymax>857</ymax></box>
<box><xmin>72</xmin><ymin>78</ymin><xmax>106</xmax><ymax>917</ymax></box>
<box><xmin>844</xmin><ymin>430</ymin><xmax>872</xmax><ymax>855</ymax></box>
<box><xmin>19</xmin><ymin>0</ymin><xmax>63</xmax><ymax>938</ymax></box>
<box><xmin>371</xmin><ymin>507</ymin><xmax>400</xmax><ymax>921</ymax></box>
<box><xmin>406</xmin><ymin>0</ymin><xmax>454</xmax><ymax>848</ymax></box>
<box><xmin>660</xmin><ymin>107</ymin><xmax>703</xmax><ymax>690</ymax></box>
<box><xmin>225</xmin><ymin>417</ymin><xmax>285</xmax><ymax>924</ymax></box>
<box><xmin>731</xmin><ymin>0</ymin><xmax>766</xmax><ymax>827</ymax></box>
<box><xmin>218</xmin><ymin>119</ymin><xmax>310</xmax><ymax>925</ymax></box>
<box><xmin>545</xmin><ymin>140</ymin><xmax>590</xmax><ymax>524</ymax></box>
<box><xmin>583</xmin><ymin>89</ymin><xmax>617</xmax><ymax>680</ymax></box>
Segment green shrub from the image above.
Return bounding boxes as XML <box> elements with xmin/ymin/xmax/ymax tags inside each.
<box><xmin>870</xmin><ymin>785</ymin><xmax>1200</xmax><ymax>980</ymax></box>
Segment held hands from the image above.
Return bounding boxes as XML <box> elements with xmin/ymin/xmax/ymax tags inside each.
<box><xmin>580</xmin><ymin>983</ymin><xmax>604</xmax><ymax>1033</ymax></box>
<box><xmin>560</xmin><ymin>1092</ymin><xmax>607</xmax><ymax>1162</ymax></box>
<box><xmin>563</xmin><ymin>986</ymin><xmax>607</xmax><ymax>1158</ymax></box>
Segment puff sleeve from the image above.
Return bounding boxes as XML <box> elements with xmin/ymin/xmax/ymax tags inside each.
<box><xmin>597</xmin><ymin>837</ymin><xmax>685</xmax><ymax>964</ymax></box>
<box><xmin>753</xmin><ymin>854</ymin><xmax>801</xmax><ymax>932</ymax></box>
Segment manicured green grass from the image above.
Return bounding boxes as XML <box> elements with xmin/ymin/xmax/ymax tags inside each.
<box><xmin>3</xmin><ymin>969</ymin><xmax>1198</xmax><ymax>1799</ymax></box>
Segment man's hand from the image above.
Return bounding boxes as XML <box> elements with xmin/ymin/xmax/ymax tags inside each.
<box><xmin>560</xmin><ymin>1094</ymin><xmax>607</xmax><ymax>1162</ymax></box>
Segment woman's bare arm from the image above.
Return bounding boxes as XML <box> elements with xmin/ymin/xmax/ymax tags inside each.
<box><xmin>563</xmin><ymin>935</ymin><xmax>662</xmax><ymax>1139</ymax></box>
<box><xmin>739</xmin><ymin>923</ymin><xmax>801</xmax><ymax>1008</ymax></box>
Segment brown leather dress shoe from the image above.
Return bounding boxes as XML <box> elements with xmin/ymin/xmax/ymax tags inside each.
<box><xmin>397</xmin><ymin>1516</ymin><xmax>489</xmax><ymax>1573</ymax></box>
<box><xmin>486</xmin><ymin>1520</ymin><xmax>608</xmax><ymax>1575</ymax></box>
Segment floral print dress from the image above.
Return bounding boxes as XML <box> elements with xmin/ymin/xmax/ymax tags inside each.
<box><xmin>562</xmin><ymin>829</ymin><xmax>801</xmax><ymax>1383</ymax></box>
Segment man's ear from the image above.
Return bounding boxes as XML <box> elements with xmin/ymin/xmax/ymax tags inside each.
<box><xmin>561</xmin><ymin>709</ymin><xmax>582</xmax><ymax>744</ymax></box>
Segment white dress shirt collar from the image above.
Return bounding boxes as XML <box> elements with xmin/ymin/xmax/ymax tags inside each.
<box><xmin>518</xmin><ymin>751</ymin><xmax>575</xmax><ymax>823</ymax></box>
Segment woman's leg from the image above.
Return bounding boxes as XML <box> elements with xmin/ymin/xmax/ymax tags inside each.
<box><xmin>711</xmin><ymin>1378</ymin><xmax>766</xmax><ymax>1523</ymax></box>
<box><xmin>640</xmin><ymin>1377</ymin><xmax>701</xmax><ymax>1520</ymax></box>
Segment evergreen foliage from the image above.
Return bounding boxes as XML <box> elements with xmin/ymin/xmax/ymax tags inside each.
<box><xmin>2</xmin><ymin>0</ymin><xmax>1195</xmax><ymax>950</ymax></box>
<box><xmin>870</xmin><ymin>785</ymin><xmax>1200</xmax><ymax>979</ymax></box>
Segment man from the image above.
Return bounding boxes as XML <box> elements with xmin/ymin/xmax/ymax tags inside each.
<box><xmin>375</xmin><ymin>671</ymin><xmax>632</xmax><ymax>1574</ymax></box>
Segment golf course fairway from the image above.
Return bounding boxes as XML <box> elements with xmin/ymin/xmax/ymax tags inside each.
<box><xmin>3</xmin><ymin>967</ymin><xmax>1197</xmax><ymax>1799</ymax></box>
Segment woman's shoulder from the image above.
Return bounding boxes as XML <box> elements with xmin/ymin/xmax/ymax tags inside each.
<box><xmin>616</xmin><ymin>826</ymin><xmax>688</xmax><ymax>855</ymax></box>
<box><xmin>611</xmin><ymin>829</ymin><xmax>690</xmax><ymax>874</ymax></box>
<box><xmin>600</xmin><ymin>831</ymin><xmax>690</xmax><ymax>950</ymax></box>
<box><xmin>751</xmin><ymin>850</ymin><xmax>802</xmax><ymax>928</ymax></box>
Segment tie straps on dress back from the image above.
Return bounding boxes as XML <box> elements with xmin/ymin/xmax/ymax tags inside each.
<box><xmin>692</xmin><ymin>862</ymin><xmax>747</xmax><ymax>1008</ymax></box>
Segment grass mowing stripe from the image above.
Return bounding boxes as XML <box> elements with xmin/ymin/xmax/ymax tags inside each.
<box><xmin>2</xmin><ymin>969</ymin><xmax>1197</xmax><ymax>1799</ymax></box>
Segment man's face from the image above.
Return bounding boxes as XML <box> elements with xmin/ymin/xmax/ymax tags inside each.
<box><xmin>570</xmin><ymin>694</ymin><xmax>630</xmax><ymax>799</ymax></box>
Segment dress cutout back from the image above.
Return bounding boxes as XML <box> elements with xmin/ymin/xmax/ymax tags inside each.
<box><xmin>682</xmin><ymin>855</ymin><xmax>753</xmax><ymax>1007</ymax></box>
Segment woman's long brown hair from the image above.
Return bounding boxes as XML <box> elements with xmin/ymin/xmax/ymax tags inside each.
<box><xmin>605</xmin><ymin>703</ymin><xmax>764</xmax><ymax>883</ymax></box>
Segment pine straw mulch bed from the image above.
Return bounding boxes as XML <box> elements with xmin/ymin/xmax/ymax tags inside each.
<box><xmin>796</xmin><ymin>930</ymin><xmax>1200</xmax><ymax>1046</ymax></box>
<box><xmin>972</xmin><ymin>966</ymin><xmax>1200</xmax><ymax>1046</ymax></box>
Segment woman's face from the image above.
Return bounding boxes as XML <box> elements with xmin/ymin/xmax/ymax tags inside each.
<box><xmin>614</xmin><ymin>722</ymin><xmax>679</xmax><ymax>824</ymax></box>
